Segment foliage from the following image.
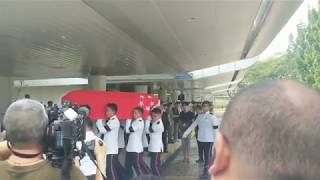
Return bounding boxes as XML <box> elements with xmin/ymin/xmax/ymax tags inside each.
<box><xmin>240</xmin><ymin>9</ymin><xmax>320</xmax><ymax>90</ymax></box>
<box><xmin>238</xmin><ymin>55</ymin><xmax>299</xmax><ymax>88</ymax></box>
<box><xmin>288</xmin><ymin>9</ymin><xmax>320</xmax><ymax>90</ymax></box>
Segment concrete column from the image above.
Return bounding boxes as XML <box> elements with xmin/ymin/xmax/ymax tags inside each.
<box><xmin>135</xmin><ymin>85</ymin><xmax>148</xmax><ymax>93</ymax></box>
<box><xmin>0</xmin><ymin>76</ymin><xmax>13</xmax><ymax>124</ymax></box>
<box><xmin>158</xmin><ymin>86</ymin><xmax>167</xmax><ymax>103</ymax></box>
<box><xmin>184</xmin><ymin>90</ymin><xmax>193</xmax><ymax>102</ymax></box>
<box><xmin>171</xmin><ymin>90</ymin><xmax>178</xmax><ymax>103</ymax></box>
<box><xmin>88</xmin><ymin>75</ymin><xmax>107</xmax><ymax>91</ymax></box>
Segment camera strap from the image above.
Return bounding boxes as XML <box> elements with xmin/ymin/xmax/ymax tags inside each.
<box><xmin>81</xmin><ymin>141</ymin><xmax>107</xmax><ymax>180</ymax></box>
<box><xmin>7</xmin><ymin>141</ymin><xmax>42</xmax><ymax>159</ymax></box>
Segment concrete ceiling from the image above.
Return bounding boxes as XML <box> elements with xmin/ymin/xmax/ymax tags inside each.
<box><xmin>0</xmin><ymin>0</ymin><xmax>302</xmax><ymax>89</ymax></box>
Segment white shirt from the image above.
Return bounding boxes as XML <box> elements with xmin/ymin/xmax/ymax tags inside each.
<box><xmin>126</xmin><ymin>118</ymin><xmax>144</xmax><ymax>153</ymax></box>
<box><xmin>148</xmin><ymin>119</ymin><xmax>164</xmax><ymax>152</ymax></box>
<box><xmin>79</xmin><ymin>131</ymin><xmax>101</xmax><ymax>176</ymax></box>
<box><xmin>184</xmin><ymin>112</ymin><xmax>219</xmax><ymax>142</ymax></box>
<box><xmin>118</xmin><ymin>121</ymin><xmax>125</xmax><ymax>149</ymax></box>
<box><xmin>142</xmin><ymin>119</ymin><xmax>150</xmax><ymax>148</ymax></box>
<box><xmin>96</xmin><ymin>115</ymin><xmax>120</xmax><ymax>154</ymax></box>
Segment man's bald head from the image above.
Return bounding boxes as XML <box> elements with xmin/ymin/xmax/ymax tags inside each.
<box><xmin>221</xmin><ymin>80</ymin><xmax>320</xmax><ymax>178</ymax></box>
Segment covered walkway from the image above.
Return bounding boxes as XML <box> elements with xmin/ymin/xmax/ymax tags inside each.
<box><xmin>163</xmin><ymin>139</ymin><xmax>212</xmax><ymax>180</ymax></box>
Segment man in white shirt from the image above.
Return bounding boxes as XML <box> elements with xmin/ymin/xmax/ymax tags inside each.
<box><xmin>183</xmin><ymin>101</ymin><xmax>219</xmax><ymax>179</ymax></box>
<box><xmin>148</xmin><ymin>108</ymin><xmax>164</xmax><ymax>177</ymax></box>
<box><xmin>140</xmin><ymin>118</ymin><xmax>152</xmax><ymax>175</ymax></box>
<box><xmin>143</xmin><ymin>119</ymin><xmax>150</xmax><ymax>151</ymax></box>
<box><xmin>125</xmin><ymin>107</ymin><xmax>150</xmax><ymax>178</ymax></box>
<box><xmin>96</xmin><ymin>103</ymin><xmax>128</xmax><ymax>180</ymax></box>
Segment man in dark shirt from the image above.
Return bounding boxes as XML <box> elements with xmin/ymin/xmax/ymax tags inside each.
<box><xmin>171</xmin><ymin>103</ymin><xmax>180</xmax><ymax>141</ymax></box>
<box><xmin>194</xmin><ymin>104</ymin><xmax>204</xmax><ymax>163</ymax></box>
<box><xmin>179</xmin><ymin>102</ymin><xmax>194</xmax><ymax>162</ymax></box>
<box><xmin>161</xmin><ymin>104</ymin><xmax>170</xmax><ymax>153</ymax></box>
<box><xmin>0</xmin><ymin>99</ymin><xmax>86</xmax><ymax>180</ymax></box>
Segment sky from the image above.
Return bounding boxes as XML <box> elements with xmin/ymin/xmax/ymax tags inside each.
<box><xmin>259</xmin><ymin>0</ymin><xmax>318</xmax><ymax>60</ymax></box>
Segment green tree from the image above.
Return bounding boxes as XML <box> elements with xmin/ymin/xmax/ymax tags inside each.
<box><xmin>240</xmin><ymin>9</ymin><xmax>320</xmax><ymax>90</ymax></box>
<box><xmin>239</xmin><ymin>55</ymin><xmax>299</xmax><ymax>88</ymax></box>
<box><xmin>288</xmin><ymin>9</ymin><xmax>320</xmax><ymax>90</ymax></box>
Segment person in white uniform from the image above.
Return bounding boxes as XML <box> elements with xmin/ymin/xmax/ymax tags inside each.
<box><xmin>125</xmin><ymin>107</ymin><xmax>151</xmax><ymax>178</ymax></box>
<box><xmin>96</xmin><ymin>103</ymin><xmax>129</xmax><ymax>180</ymax></box>
<box><xmin>148</xmin><ymin>108</ymin><xmax>164</xmax><ymax>177</ymax></box>
<box><xmin>118</xmin><ymin>121</ymin><xmax>125</xmax><ymax>152</ymax></box>
<box><xmin>182</xmin><ymin>101</ymin><xmax>219</xmax><ymax>179</ymax></box>
<box><xmin>143</xmin><ymin>119</ymin><xmax>150</xmax><ymax>151</ymax></box>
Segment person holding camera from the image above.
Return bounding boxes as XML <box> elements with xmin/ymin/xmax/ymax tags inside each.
<box><xmin>0</xmin><ymin>99</ymin><xmax>86</xmax><ymax>180</ymax></box>
<box><xmin>76</xmin><ymin>106</ymin><xmax>105</xmax><ymax>180</ymax></box>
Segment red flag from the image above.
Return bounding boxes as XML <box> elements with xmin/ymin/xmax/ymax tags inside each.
<box><xmin>62</xmin><ymin>90</ymin><xmax>160</xmax><ymax>121</ymax></box>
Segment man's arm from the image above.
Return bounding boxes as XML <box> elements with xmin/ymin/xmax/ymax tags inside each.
<box><xmin>182</xmin><ymin>119</ymin><xmax>198</xmax><ymax>138</ymax></box>
<box><xmin>129</xmin><ymin>120</ymin><xmax>144</xmax><ymax>133</ymax></box>
<box><xmin>149</xmin><ymin>121</ymin><xmax>164</xmax><ymax>133</ymax></box>
<box><xmin>94</xmin><ymin>139</ymin><xmax>107</xmax><ymax>180</ymax></box>
<box><xmin>145</xmin><ymin>119</ymin><xmax>151</xmax><ymax>134</ymax></box>
<box><xmin>96</xmin><ymin>119</ymin><xmax>107</xmax><ymax>134</ymax></box>
<box><xmin>105</xmin><ymin>119</ymin><xmax>120</xmax><ymax>132</ymax></box>
<box><xmin>211</xmin><ymin>116</ymin><xmax>219</xmax><ymax>129</ymax></box>
<box><xmin>125</xmin><ymin>119</ymin><xmax>131</xmax><ymax>133</ymax></box>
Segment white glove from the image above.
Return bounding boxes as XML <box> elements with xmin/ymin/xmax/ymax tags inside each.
<box><xmin>182</xmin><ymin>132</ymin><xmax>188</xmax><ymax>138</ymax></box>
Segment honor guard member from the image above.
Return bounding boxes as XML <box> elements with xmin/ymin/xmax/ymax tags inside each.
<box><xmin>183</xmin><ymin>101</ymin><xmax>219</xmax><ymax>179</ymax></box>
<box><xmin>148</xmin><ymin>108</ymin><xmax>164</xmax><ymax>177</ymax></box>
<box><xmin>140</xmin><ymin>117</ymin><xmax>152</xmax><ymax>175</ymax></box>
<box><xmin>125</xmin><ymin>107</ymin><xmax>149</xmax><ymax>177</ymax></box>
<box><xmin>144</xmin><ymin>118</ymin><xmax>151</xmax><ymax>150</ymax></box>
<box><xmin>118</xmin><ymin>121</ymin><xmax>125</xmax><ymax>153</ymax></box>
<box><xmin>96</xmin><ymin>103</ymin><xmax>128</xmax><ymax>180</ymax></box>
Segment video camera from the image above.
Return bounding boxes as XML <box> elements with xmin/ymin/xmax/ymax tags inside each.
<box><xmin>45</xmin><ymin>101</ymin><xmax>88</xmax><ymax>177</ymax></box>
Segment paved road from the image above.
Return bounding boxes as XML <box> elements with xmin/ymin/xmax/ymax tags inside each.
<box><xmin>162</xmin><ymin>138</ymin><xmax>211</xmax><ymax>180</ymax></box>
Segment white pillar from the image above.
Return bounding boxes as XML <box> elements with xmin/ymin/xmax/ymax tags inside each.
<box><xmin>135</xmin><ymin>85</ymin><xmax>148</xmax><ymax>93</ymax></box>
<box><xmin>171</xmin><ymin>90</ymin><xmax>178</xmax><ymax>102</ymax></box>
<box><xmin>158</xmin><ymin>86</ymin><xmax>167</xmax><ymax>103</ymax></box>
<box><xmin>0</xmin><ymin>76</ymin><xmax>13</xmax><ymax>123</ymax></box>
<box><xmin>88</xmin><ymin>75</ymin><xmax>107</xmax><ymax>91</ymax></box>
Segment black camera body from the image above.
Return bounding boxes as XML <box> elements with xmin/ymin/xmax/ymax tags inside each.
<box><xmin>45</xmin><ymin>101</ymin><xmax>86</xmax><ymax>169</ymax></box>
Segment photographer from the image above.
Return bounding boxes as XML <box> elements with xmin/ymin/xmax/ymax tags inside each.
<box><xmin>0</xmin><ymin>99</ymin><xmax>86</xmax><ymax>179</ymax></box>
<box><xmin>79</xmin><ymin>106</ymin><xmax>106</xmax><ymax>180</ymax></box>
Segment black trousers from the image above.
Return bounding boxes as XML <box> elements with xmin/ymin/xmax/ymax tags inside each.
<box><xmin>198</xmin><ymin>142</ymin><xmax>213</xmax><ymax>171</ymax></box>
<box><xmin>139</xmin><ymin>152</ymin><xmax>151</xmax><ymax>175</ymax></box>
<box><xmin>125</xmin><ymin>152</ymin><xmax>145</xmax><ymax>177</ymax></box>
<box><xmin>162</xmin><ymin>130</ymin><xmax>168</xmax><ymax>152</ymax></box>
<box><xmin>197</xmin><ymin>140</ymin><xmax>205</xmax><ymax>161</ymax></box>
<box><xmin>106</xmin><ymin>154</ymin><xmax>130</xmax><ymax>180</ymax></box>
<box><xmin>149</xmin><ymin>152</ymin><xmax>161</xmax><ymax>176</ymax></box>
<box><xmin>87</xmin><ymin>175</ymin><xmax>95</xmax><ymax>180</ymax></box>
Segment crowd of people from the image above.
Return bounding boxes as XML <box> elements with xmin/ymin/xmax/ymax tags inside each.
<box><xmin>0</xmin><ymin>80</ymin><xmax>319</xmax><ymax>180</ymax></box>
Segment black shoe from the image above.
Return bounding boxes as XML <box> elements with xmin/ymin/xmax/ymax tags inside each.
<box><xmin>196</xmin><ymin>159</ymin><xmax>204</xmax><ymax>163</ymax></box>
<box><xmin>200</xmin><ymin>167</ymin><xmax>209</xmax><ymax>179</ymax></box>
